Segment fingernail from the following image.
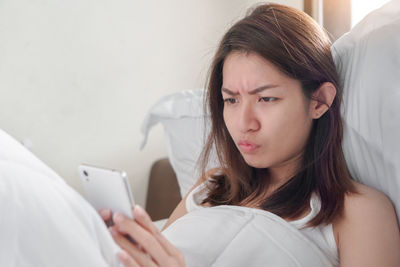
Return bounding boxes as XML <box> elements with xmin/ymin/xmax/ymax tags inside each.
<box><xmin>99</xmin><ymin>209</ymin><xmax>111</xmax><ymax>218</ymax></box>
<box><xmin>113</xmin><ymin>213</ymin><xmax>125</xmax><ymax>224</ymax></box>
<box><xmin>134</xmin><ymin>205</ymin><xmax>144</xmax><ymax>216</ymax></box>
<box><xmin>118</xmin><ymin>250</ymin><xmax>129</xmax><ymax>263</ymax></box>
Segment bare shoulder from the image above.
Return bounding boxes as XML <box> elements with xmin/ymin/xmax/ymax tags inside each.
<box><xmin>343</xmin><ymin>182</ymin><xmax>395</xmax><ymax>216</ymax></box>
<box><xmin>334</xmin><ymin>181</ymin><xmax>400</xmax><ymax>266</ymax></box>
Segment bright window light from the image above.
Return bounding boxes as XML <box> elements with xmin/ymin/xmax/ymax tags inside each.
<box><xmin>351</xmin><ymin>0</ymin><xmax>390</xmax><ymax>27</ymax></box>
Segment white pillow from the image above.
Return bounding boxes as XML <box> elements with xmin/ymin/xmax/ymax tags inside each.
<box><xmin>332</xmin><ymin>0</ymin><xmax>400</xmax><ymax>223</ymax></box>
<box><xmin>141</xmin><ymin>89</ymin><xmax>217</xmax><ymax>197</ymax></box>
<box><xmin>0</xmin><ymin>128</ymin><xmax>121</xmax><ymax>266</ymax></box>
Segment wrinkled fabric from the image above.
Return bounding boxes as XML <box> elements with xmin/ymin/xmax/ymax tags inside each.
<box><xmin>0</xmin><ymin>129</ymin><xmax>121</xmax><ymax>267</ymax></box>
<box><xmin>163</xmin><ymin>205</ymin><xmax>335</xmax><ymax>267</ymax></box>
<box><xmin>140</xmin><ymin>89</ymin><xmax>218</xmax><ymax>197</ymax></box>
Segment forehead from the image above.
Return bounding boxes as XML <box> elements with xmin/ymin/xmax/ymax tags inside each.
<box><xmin>221</xmin><ymin>52</ymin><xmax>297</xmax><ymax>92</ymax></box>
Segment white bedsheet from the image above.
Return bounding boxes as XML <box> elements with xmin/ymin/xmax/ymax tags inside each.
<box><xmin>163</xmin><ymin>205</ymin><xmax>335</xmax><ymax>267</ymax></box>
<box><xmin>0</xmin><ymin>129</ymin><xmax>121</xmax><ymax>267</ymax></box>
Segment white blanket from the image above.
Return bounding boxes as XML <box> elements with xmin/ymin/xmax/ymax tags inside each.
<box><xmin>0</xmin><ymin>129</ymin><xmax>121</xmax><ymax>267</ymax></box>
<box><xmin>163</xmin><ymin>205</ymin><xmax>334</xmax><ymax>267</ymax></box>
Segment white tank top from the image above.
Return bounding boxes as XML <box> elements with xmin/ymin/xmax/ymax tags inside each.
<box><xmin>186</xmin><ymin>182</ymin><xmax>340</xmax><ymax>266</ymax></box>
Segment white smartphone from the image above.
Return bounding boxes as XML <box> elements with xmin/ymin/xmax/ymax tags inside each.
<box><xmin>78</xmin><ymin>164</ymin><xmax>135</xmax><ymax>219</ymax></box>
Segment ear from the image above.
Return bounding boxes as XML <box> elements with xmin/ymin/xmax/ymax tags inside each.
<box><xmin>309</xmin><ymin>82</ymin><xmax>336</xmax><ymax>119</ymax></box>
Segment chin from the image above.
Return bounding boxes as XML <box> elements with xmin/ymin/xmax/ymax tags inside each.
<box><xmin>242</xmin><ymin>156</ymin><xmax>269</xmax><ymax>168</ymax></box>
<box><xmin>247</xmin><ymin>163</ymin><xmax>268</xmax><ymax>168</ymax></box>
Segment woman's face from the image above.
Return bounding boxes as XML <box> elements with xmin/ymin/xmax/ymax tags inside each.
<box><xmin>222</xmin><ymin>52</ymin><xmax>314</xmax><ymax>179</ymax></box>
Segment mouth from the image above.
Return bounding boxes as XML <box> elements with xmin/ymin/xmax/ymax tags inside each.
<box><xmin>238</xmin><ymin>140</ymin><xmax>260</xmax><ymax>153</ymax></box>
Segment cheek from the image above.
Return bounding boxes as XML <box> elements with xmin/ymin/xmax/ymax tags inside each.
<box><xmin>223</xmin><ymin>109</ymin><xmax>234</xmax><ymax>135</ymax></box>
<box><xmin>262</xmin><ymin>103</ymin><xmax>312</xmax><ymax>146</ymax></box>
<box><xmin>278</xmin><ymin>112</ymin><xmax>312</xmax><ymax>151</ymax></box>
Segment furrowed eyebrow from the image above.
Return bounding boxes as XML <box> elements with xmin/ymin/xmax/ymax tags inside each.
<box><xmin>249</xmin><ymin>84</ymin><xmax>279</xmax><ymax>94</ymax></box>
<box><xmin>221</xmin><ymin>84</ymin><xmax>279</xmax><ymax>96</ymax></box>
<box><xmin>221</xmin><ymin>87</ymin><xmax>239</xmax><ymax>96</ymax></box>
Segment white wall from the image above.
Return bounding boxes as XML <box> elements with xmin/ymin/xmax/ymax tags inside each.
<box><xmin>0</xmin><ymin>0</ymin><xmax>302</xmax><ymax>207</ymax></box>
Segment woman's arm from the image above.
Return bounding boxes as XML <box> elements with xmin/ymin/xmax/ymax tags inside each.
<box><xmin>162</xmin><ymin>168</ymin><xmax>217</xmax><ymax>231</ymax></box>
<box><xmin>161</xmin><ymin>197</ymin><xmax>188</xmax><ymax>231</ymax></box>
<box><xmin>336</xmin><ymin>183</ymin><xmax>400</xmax><ymax>266</ymax></box>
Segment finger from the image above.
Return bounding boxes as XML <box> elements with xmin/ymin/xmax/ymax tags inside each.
<box><xmin>99</xmin><ymin>209</ymin><xmax>112</xmax><ymax>221</ymax></box>
<box><xmin>99</xmin><ymin>209</ymin><xmax>114</xmax><ymax>227</ymax></box>
<box><xmin>114</xmin><ymin>213</ymin><xmax>169</xmax><ymax>265</ymax></box>
<box><xmin>132</xmin><ymin>205</ymin><xmax>159</xmax><ymax>234</ymax></box>
<box><xmin>110</xmin><ymin>227</ymin><xmax>157</xmax><ymax>267</ymax></box>
<box><xmin>118</xmin><ymin>250</ymin><xmax>140</xmax><ymax>267</ymax></box>
<box><xmin>133</xmin><ymin>205</ymin><xmax>183</xmax><ymax>258</ymax></box>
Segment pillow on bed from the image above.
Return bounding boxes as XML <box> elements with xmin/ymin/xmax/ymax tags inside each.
<box><xmin>141</xmin><ymin>89</ymin><xmax>217</xmax><ymax>197</ymax></box>
<box><xmin>332</xmin><ymin>0</ymin><xmax>400</xmax><ymax>222</ymax></box>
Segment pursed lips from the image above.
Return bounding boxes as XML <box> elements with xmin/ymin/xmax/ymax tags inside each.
<box><xmin>238</xmin><ymin>140</ymin><xmax>260</xmax><ymax>153</ymax></box>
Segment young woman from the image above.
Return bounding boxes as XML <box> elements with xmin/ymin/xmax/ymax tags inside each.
<box><xmin>101</xmin><ymin>3</ymin><xmax>400</xmax><ymax>266</ymax></box>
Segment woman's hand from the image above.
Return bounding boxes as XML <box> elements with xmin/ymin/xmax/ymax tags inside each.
<box><xmin>108</xmin><ymin>205</ymin><xmax>185</xmax><ymax>267</ymax></box>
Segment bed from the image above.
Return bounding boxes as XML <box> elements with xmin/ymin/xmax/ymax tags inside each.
<box><xmin>0</xmin><ymin>1</ymin><xmax>399</xmax><ymax>266</ymax></box>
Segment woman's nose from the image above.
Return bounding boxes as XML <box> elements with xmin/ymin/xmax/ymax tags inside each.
<box><xmin>238</xmin><ymin>104</ymin><xmax>260</xmax><ymax>133</ymax></box>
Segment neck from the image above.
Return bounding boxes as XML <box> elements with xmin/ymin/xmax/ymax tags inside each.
<box><xmin>268</xmin><ymin>153</ymin><xmax>303</xmax><ymax>189</ymax></box>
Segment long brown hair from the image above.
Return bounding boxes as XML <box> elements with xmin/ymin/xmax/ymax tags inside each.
<box><xmin>199</xmin><ymin>3</ymin><xmax>356</xmax><ymax>227</ymax></box>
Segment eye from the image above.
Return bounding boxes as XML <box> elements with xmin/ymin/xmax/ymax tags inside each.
<box><xmin>259</xmin><ymin>97</ymin><xmax>277</xmax><ymax>102</ymax></box>
<box><xmin>223</xmin><ymin>98</ymin><xmax>238</xmax><ymax>104</ymax></box>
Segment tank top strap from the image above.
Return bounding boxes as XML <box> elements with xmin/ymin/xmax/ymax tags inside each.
<box><xmin>289</xmin><ymin>193</ymin><xmax>321</xmax><ymax>228</ymax></box>
<box><xmin>185</xmin><ymin>181</ymin><xmax>209</xmax><ymax>212</ymax></box>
